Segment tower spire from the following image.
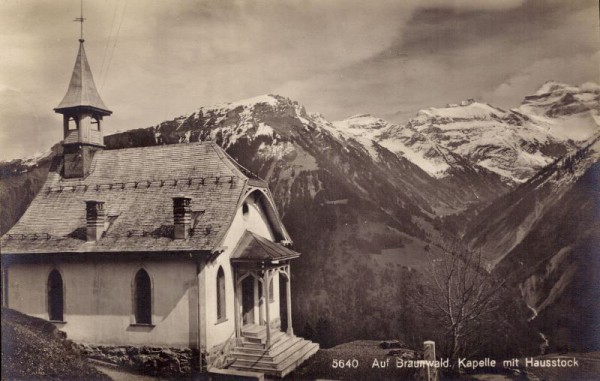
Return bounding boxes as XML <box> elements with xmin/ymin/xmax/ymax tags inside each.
<box><xmin>54</xmin><ymin>0</ymin><xmax>111</xmax><ymax>179</ymax></box>
<box><xmin>74</xmin><ymin>0</ymin><xmax>85</xmax><ymax>42</ymax></box>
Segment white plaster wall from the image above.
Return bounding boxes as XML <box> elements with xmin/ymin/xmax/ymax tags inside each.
<box><xmin>204</xmin><ymin>192</ymin><xmax>282</xmax><ymax>349</ymax></box>
<box><xmin>5</xmin><ymin>192</ymin><xmax>286</xmax><ymax>351</ymax></box>
<box><xmin>7</xmin><ymin>259</ymin><xmax>198</xmax><ymax>348</ymax></box>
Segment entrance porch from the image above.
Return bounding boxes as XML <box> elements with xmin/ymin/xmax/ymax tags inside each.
<box><xmin>226</xmin><ymin>231</ymin><xmax>319</xmax><ymax>377</ymax></box>
<box><xmin>234</xmin><ymin>263</ymin><xmax>293</xmax><ymax>346</ymax></box>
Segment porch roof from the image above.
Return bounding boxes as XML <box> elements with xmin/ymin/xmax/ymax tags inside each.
<box><xmin>230</xmin><ymin>230</ymin><xmax>300</xmax><ymax>263</ymax></box>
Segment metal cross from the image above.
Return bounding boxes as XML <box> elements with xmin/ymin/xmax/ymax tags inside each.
<box><xmin>74</xmin><ymin>0</ymin><xmax>86</xmax><ymax>40</ymax></box>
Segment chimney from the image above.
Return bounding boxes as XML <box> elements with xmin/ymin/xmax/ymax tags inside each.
<box><xmin>86</xmin><ymin>200</ymin><xmax>106</xmax><ymax>241</ymax></box>
<box><xmin>173</xmin><ymin>196</ymin><xmax>192</xmax><ymax>239</ymax></box>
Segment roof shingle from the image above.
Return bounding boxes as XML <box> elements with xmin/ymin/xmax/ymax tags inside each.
<box><xmin>1</xmin><ymin>143</ymin><xmax>261</xmax><ymax>254</ymax></box>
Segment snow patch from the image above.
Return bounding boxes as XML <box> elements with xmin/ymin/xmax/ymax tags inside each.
<box><xmin>544</xmin><ymin>113</ymin><xmax>600</xmax><ymax>142</ymax></box>
<box><xmin>20</xmin><ymin>150</ymin><xmax>52</xmax><ymax>167</ymax></box>
<box><xmin>378</xmin><ymin>137</ymin><xmax>450</xmax><ymax>177</ymax></box>
<box><xmin>416</xmin><ymin>102</ymin><xmax>507</xmax><ymax>122</ymax></box>
<box><xmin>225</xmin><ymin>94</ymin><xmax>280</xmax><ymax>109</ymax></box>
<box><xmin>204</xmin><ymin>94</ymin><xmax>281</xmax><ymax>114</ymax></box>
<box><xmin>255</xmin><ymin>123</ymin><xmax>274</xmax><ymax>138</ymax></box>
<box><xmin>332</xmin><ymin>115</ymin><xmax>388</xmax><ymax>136</ymax></box>
<box><xmin>534</xmin><ymin>81</ymin><xmax>578</xmax><ymax>96</ymax></box>
<box><xmin>322</xmin><ymin>121</ymin><xmax>381</xmax><ymax>161</ymax></box>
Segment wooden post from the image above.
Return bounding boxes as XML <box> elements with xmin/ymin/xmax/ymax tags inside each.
<box><xmin>255</xmin><ymin>275</ymin><xmax>261</xmax><ymax>324</ymax></box>
<box><xmin>264</xmin><ymin>270</ymin><xmax>271</xmax><ymax>348</ymax></box>
<box><xmin>423</xmin><ymin>340</ymin><xmax>438</xmax><ymax>381</ymax></box>
<box><xmin>233</xmin><ymin>271</ymin><xmax>241</xmax><ymax>339</ymax></box>
<box><xmin>196</xmin><ymin>259</ymin><xmax>207</xmax><ymax>372</ymax></box>
<box><xmin>1</xmin><ymin>263</ymin><xmax>7</xmax><ymax>308</ymax></box>
<box><xmin>286</xmin><ymin>265</ymin><xmax>294</xmax><ymax>336</ymax></box>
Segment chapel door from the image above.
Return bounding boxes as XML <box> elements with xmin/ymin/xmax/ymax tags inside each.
<box><xmin>241</xmin><ymin>276</ymin><xmax>254</xmax><ymax>325</ymax></box>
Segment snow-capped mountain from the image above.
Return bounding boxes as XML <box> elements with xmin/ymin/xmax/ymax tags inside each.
<box><xmin>332</xmin><ymin>82</ymin><xmax>600</xmax><ymax>183</ymax></box>
<box><xmin>328</xmin><ymin>113</ymin><xmax>512</xmax><ymax>216</ymax></box>
<box><xmin>518</xmin><ymin>81</ymin><xmax>600</xmax><ymax>141</ymax></box>
<box><xmin>329</xmin><ymin>114</ymin><xmax>447</xmax><ymax>174</ymax></box>
<box><xmin>2</xmin><ymin>83</ymin><xmax>598</xmax><ymax>352</ymax></box>
<box><xmin>104</xmin><ymin>94</ymin><xmax>510</xmax><ymax>219</ymax></box>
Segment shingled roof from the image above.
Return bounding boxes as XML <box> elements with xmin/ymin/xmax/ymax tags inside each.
<box><xmin>54</xmin><ymin>40</ymin><xmax>111</xmax><ymax>114</ymax></box>
<box><xmin>1</xmin><ymin>142</ymin><xmax>277</xmax><ymax>255</ymax></box>
<box><xmin>231</xmin><ymin>230</ymin><xmax>300</xmax><ymax>263</ymax></box>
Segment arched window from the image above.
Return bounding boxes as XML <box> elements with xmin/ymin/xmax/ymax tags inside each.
<box><xmin>242</xmin><ymin>202</ymin><xmax>249</xmax><ymax>217</ymax></box>
<box><xmin>48</xmin><ymin>269</ymin><xmax>64</xmax><ymax>321</ymax></box>
<box><xmin>134</xmin><ymin>269</ymin><xmax>152</xmax><ymax>324</ymax></box>
<box><xmin>216</xmin><ymin>267</ymin><xmax>226</xmax><ymax>321</ymax></box>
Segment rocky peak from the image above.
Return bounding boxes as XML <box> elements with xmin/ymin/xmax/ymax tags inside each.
<box><xmin>378</xmin><ymin>84</ymin><xmax>599</xmax><ymax>183</ymax></box>
<box><xmin>148</xmin><ymin>93</ymin><xmax>322</xmax><ymax>150</ymax></box>
<box><xmin>532</xmin><ymin>81</ymin><xmax>579</xmax><ymax>97</ymax></box>
<box><xmin>332</xmin><ymin>114</ymin><xmax>390</xmax><ymax>134</ymax></box>
<box><xmin>193</xmin><ymin>94</ymin><xmax>307</xmax><ymax>121</ymax></box>
<box><xmin>520</xmin><ymin>81</ymin><xmax>600</xmax><ymax>118</ymax></box>
<box><xmin>411</xmin><ymin>101</ymin><xmax>509</xmax><ymax>127</ymax></box>
<box><xmin>346</xmin><ymin>114</ymin><xmax>389</xmax><ymax>127</ymax></box>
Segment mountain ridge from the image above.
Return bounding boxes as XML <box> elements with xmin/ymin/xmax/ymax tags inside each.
<box><xmin>332</xmin><ymin>82</ymin><xmax>599</xmax><ymax>184</ymax></box>
<box><xmin>1</xmin><ymin>82</ymin><xmax>598</xmax><ymax>352</ymax></box>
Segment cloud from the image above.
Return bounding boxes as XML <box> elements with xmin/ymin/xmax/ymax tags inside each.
<box><xmin>279</xmin><ymin>0</ymin><xmax>600</xmax><ymax>122</ymax></box>
<box><xmin>0</xmin><ymin>87</ymin><xmax>59</xmax><ymax>160</ymax></box>
<box><xmin>0</xmin><ymin>0</ymin><xmax>598</xmax><ymax>159</ymax></box>
<box><xmin>487</xmin><ymin>51</ymin><xmax>600</xmax><ymax>107</ymax></box>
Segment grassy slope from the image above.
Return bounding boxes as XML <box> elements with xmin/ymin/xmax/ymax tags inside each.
<box><xmin>1</xmin><ymin>307</ymin><xmax>111</xmax><ymax>381</ymax></box>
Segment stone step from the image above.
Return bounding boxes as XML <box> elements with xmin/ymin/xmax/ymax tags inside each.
<box><xmin>235</xmin><ymin>334</ymin><xmax>302</xmax><ymax>355</ymax></box>
<box><xmin>243</xmin><ymin>335</ymin><xmax>275</xmax><ymax>345</ymax></box>
<box><xmin>234</xmin><ymin>334</ymin><xmax>298</xmax><ymax>355</ymax></box>
<box><xmin>242</xmin><ymin>329</ymin><xmax>279</xmax><ymax>343</ymax></box>
<box><xmin>241</xmin><ymin>324</ymin><xmax>278</xmax><ymax>339</ymax></box>
<box><xmin>229</xmin><ymin>341</ymin><xmax>319</xmax><ymax>378</ymax></box>
<box><xmin>240</xmin><ymin>331</ymin><xmax>286</xmax><ymax>348</ymax></box>
<box><xmin>230</xmin><ymin>339</ymin><xmax>313</xmax><ymax>370</ymax></box>
<box><xmin>230</xmin><ymin>337</ymin><xmax>306</xmax><ymax>364</ymax></box>
<box><xmin>240</xmin><ymin>324</ymin><xmax>263</xmax><ymax>336</ymax></box>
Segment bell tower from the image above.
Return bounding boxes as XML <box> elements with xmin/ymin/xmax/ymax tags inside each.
<box><xmin>54</xmin><ymin>8</ymin><xmax>111</xmax><ymax>179</ymax></box>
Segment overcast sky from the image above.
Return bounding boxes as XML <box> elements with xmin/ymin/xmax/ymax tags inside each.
<box><xmin>1</xmin><ymin>0</ymin><xmax>598</xmax><ymax>161</ymax></box>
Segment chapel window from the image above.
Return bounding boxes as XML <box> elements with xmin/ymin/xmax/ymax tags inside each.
<box><xmin>216</xmin><ymin>267</ymin><xmax>226</xmax><ymax>321</ymax></box>
<box><xmin>134</xmin><ymin>269</ymin><xmax>152</xmax><ymax>324</ymax></box>
<box><xmin>48</xmin><ymin>269</ymin><xmax>64</xmax><ymax>322</ymax></box>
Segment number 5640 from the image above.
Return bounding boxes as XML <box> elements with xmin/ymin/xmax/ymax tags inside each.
<box><xmin>332</xmin><ymin>359</ymin><xmax>359</xmax><ymax>368</ymax></box>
